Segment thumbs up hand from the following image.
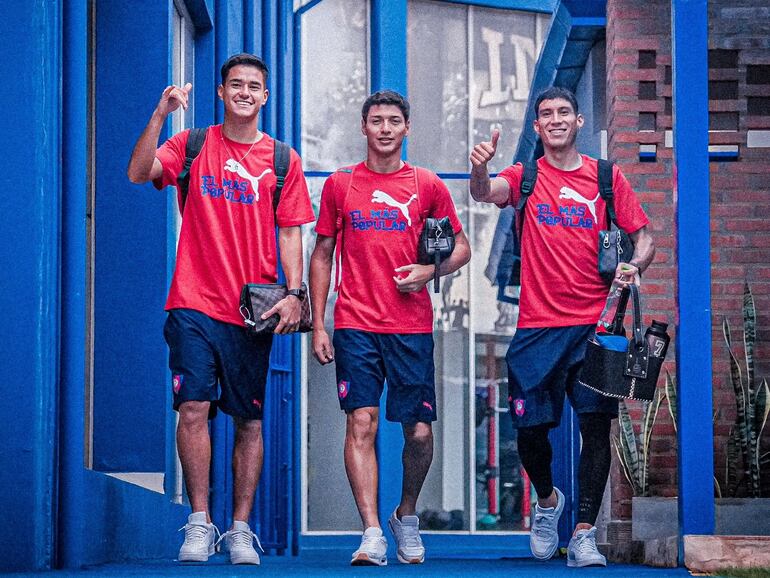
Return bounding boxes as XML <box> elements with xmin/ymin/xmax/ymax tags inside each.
<box><xmin>470</xmin><ymin>129</ymin><xmax>500</xmax><ymax>168</ymax></box>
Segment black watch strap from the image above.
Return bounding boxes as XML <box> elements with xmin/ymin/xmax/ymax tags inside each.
<box><xmin>287</xmin><ymin>287</ymin><xmax>306</xmax><ymax>301</ymax></box>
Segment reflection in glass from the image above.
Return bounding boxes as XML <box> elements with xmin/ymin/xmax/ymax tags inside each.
<box><xmin>407</xmin><ymin>0</ymin><xmax>547</xmax><ymax>532</ymax></box>
<box><xmin>301</xmin><ymin>0</ymin><xmax>368</xmax><ymax>170</ymax></box>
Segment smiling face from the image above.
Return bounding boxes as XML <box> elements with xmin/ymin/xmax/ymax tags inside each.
<box><xmin>361</xmin><ymin>104</ymin><xmax>410</xmax><ymax>158</ymax></box>
<box><xmin>217</xmin><ymin>64</ymin><xmax>268</xmax><ymax>123</ymax></box>
<box><xmin>533</xmin><ymin>97</ymin><xmax>584</xmax><ymax>153</ymax></box>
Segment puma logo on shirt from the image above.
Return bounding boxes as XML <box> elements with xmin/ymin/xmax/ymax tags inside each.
<box><xmin>558</xmin><ymin>186</ymin><xmax>599</xmax><ymax>221</ymax></box>
<box><xmin>371</xmin><ymin>190</ymin><xmax>418</xmax><ymax>226</ymax></box>
<box><xmin>224</xmin><ymin>159</ymin><xmax>273</xmax><ymax>199</ymax></box>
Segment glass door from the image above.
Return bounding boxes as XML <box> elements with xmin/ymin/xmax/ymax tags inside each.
<box><xmin>298</xmin><ymin>0</ymin><xmax>552</xmax><ymax>554</ymax></box>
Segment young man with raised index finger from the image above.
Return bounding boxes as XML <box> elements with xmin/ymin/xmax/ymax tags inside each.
<box><xmin>127</xmin><ymin>53</ymin><xmax>314</xmax><ymax>565</ymax></box>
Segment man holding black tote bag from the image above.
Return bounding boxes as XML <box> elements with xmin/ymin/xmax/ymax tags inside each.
<box><xmin>127</xmin><ymin>53</ymin><xmax>314</xmax><ymax>565</ymax></box>
<box><xmin>309</xmin><ymin>90</ymin><xmax>470</xmax><ymax>566</ymax></box>
<box><xmin>469</xmin><ymin>86</ymin><xmax>655</xmax><ymax>567</ymax></box>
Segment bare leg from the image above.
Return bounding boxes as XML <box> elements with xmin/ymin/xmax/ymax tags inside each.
<box><xmin>344</xmin><ymin>407</ymin><xmax>380</xmax><ymax>529</ymax></box>
<box><xmin>177</xmin><ymin>401</ymin><xmax>212</xmax><ymax>518</ymax></box>
<box><xmin>232</xmin><ymin>418</ymin><xmax>264</xmax><ymax>522</ymax></box>
<box><xmin>397</xmin><ymin>422</ymin><xmax>433</xmax><ymax>517</ymax></box>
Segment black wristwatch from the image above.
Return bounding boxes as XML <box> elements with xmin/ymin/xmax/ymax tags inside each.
<box><xmin>287</xmin><ymin>287</ymin><xmax>307</xmax><ymax>301</ymax></box>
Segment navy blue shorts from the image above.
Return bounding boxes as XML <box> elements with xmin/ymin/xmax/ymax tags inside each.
<box><xmin>506</xmin><ymin>325</ymin><xmax>617</xmax><ymax>429</ymax></box>
<box><xmin>163</xmin><ymin>308</ymin><xmax>273</xmax><ymax>420</ymax></box>
<box><xmin>332</xmin><ymin>329</ymin><xmax>437</xmax><ymax>424</ymax></box>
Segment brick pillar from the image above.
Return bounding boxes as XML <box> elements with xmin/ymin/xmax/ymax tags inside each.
<box><xmin>605</xmin><ymin>0</ymin><xmax>770</xmax><ymax>561</ymax></box>
<box><xmin>605</xmin><ymin>0</ymin><xmax>676</xmax><ymax>562</ymax></box>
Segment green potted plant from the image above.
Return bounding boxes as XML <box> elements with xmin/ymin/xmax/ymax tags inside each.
<box><xmin>715</xmin><ymin>282</ymin><xmax>770</xmax><ymax>535</ymax></box>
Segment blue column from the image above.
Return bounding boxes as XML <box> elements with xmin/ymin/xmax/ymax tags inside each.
<box><xmin>671</xmin><ymin>0</ymin><xmax>715</xmax><ymax>545</ymax></box>
<box><xmin>0</xmin><ymin>0</ymin><xmax>61</xmax><ymax>571</ymax></box>
<box><xmin>370</xmin><ymin>0</ymin><xmax>409</xmax><ymax>530</ymax></box>
<box><xmin>58</xmin><ymin>0</ymin><xmax>88</xmax><ymax>568</ymax></box>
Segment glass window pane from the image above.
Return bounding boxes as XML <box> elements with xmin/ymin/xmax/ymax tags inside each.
<box><xmin>301</xmin><ymin>0</ymin><xmax>368</xmax><ymax>170</ymax></box>
<box><xmin>407</xmin><ymin>1</ymin><xmax>468</xmax><ymax>173</ymax></box>
<box><xmin>407</xmin><ymin>0</ymin><xmax>546</xmax><ymax>533</ymax></box>
<box><xmin>471</xmin><ymin>7</ymin><xmax>546</xmax><ymax>174</ymax></box>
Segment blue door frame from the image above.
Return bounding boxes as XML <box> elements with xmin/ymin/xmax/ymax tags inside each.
<box><xmin>292</xmin><ymin>0</ymin><xmax>580</xmax><ymax>558</ymax></box>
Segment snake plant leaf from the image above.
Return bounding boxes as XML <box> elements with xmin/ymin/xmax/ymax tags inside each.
<box><xmin>613</xmin><ymin>436</ymin><xmax>637</xmax><ymax>494</ymax></box>
<box><xmin>641</xmin><ymin>392</ymin><xmax>663</xmax><ymax>497</ymax></box>
<box><xmin>757</xmin><ymin>378</ymin><xmax>770</xmax><ymax>440</ymax></box>
<box><xmin>742</xmin><ymin>283</ymin><xmax>760</xmax><ymax>496</ymax></box>
<box><xmin>619</xmin><ymin>400</ymin><xmax>643</xmax><ymax>495</ymax></box>
<box><xmin>743</xmin><ymin>282</ymin><xmax>755</xmax><ymax>404</ymax></box>
<box><xmin>665</xmin><ymin>371</ymin><xmax>677</xmax><ymax>433</ymax></box>
<box><xmin>726</xmin><ymin>426</ymin><xmax>739</xmax><ymax>496</ymax></box>
<box><xmin>723</xmin><ymin>316</ymin><xmax>751</xmax><ymax>487</ymax></box>
<box><xmin>643</xmin><ymin>389</ymin><xmax>663</xmax><ymax>452</ymax></box>
<box><xmin>714</xmin><ymin>476</ymin><xmax>722</xmax><ymax>499</ymax></box>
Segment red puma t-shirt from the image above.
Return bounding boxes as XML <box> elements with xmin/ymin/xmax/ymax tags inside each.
<box><xmin>497</xmin><ymin>155</ymin><xmax>649</xmax><ymax>328</ymax></box>
<box><xmin>154</xmin><ymin>125</ymin><xmax>314</xmax><ymax>326</ymax></box>
<box><xmin>315</xmin><ymin>162</ymin><xmax>463</xmax><ymax>333</ymax></box>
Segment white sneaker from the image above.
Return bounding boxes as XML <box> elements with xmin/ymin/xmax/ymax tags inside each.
<box><xmin>178</xmin><ymin>512</ymin><xmax>219</xmax><ymax>563</ymax></box>
<box><xmin>219</xmin><ymin>520</ymin><xmax>263</xmax><ymax>565</ymax></box>
<box><xmin>388</xmin><ymin>510</ymin><xmax>425</xmax><ymax>564</ymax></box>
<box><xmin>530</xmin><ymin>486</ymin><xmax>565</xmax><ymax>560</ymax></box>
<box><xmin>351</xmin><ymin>526</ymin><xmax>388</xmax><ymax>566</ymax></box>
<box><xmin>567</xmin><ymin>526</ymin><xmax>607</xmax><ymax>567</ymax></box>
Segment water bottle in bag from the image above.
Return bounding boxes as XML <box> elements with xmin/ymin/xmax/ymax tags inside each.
<box><xmin>645</xmin><ymin>321</ymin><xmax>670</xmax><ymax>361</ymax></box>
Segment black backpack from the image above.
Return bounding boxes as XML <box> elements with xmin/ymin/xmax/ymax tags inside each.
<box><xmin>505</xmin><ymin>158</ymin><xmax>616</xmax><ymax>288</ymax></box>
<box><xmin>176</xmin><ymin>127</ymin><xmax>291</xmax><ymax>215</ymax></box>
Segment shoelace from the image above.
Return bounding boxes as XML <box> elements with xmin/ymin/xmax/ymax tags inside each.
<box><xmin>573</xmin><ymin>529</ymin><xmax>599</xmax><ymax>554</ymax></box>
<box><xmin>358</xmin><ymin>535</ymin><xmax>385</xmax><ymax>553</ymax></box>
<box><xmin>216</xmin><ymin>527</ymin><xmax>264</xmax><ymax>553</ymax></box>
<box><xmin>399</xmin><ymin>526</ymin><xmax>422</xmax><ymax>549</ymax></box>
<box><xmin>178</xmin><ymin>522</ymin><xmax>220</xmax><ymax>549</ymax></box>
<box><xmin>532</xmin><ymin>510</ymin><xmax>556</xmax><ymax>537</ymax></box>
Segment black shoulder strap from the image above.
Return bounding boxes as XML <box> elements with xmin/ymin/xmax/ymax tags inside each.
<box><xmin>512</xmin><ymin>162</ymin><xmax>538</xmax><ymax>255</ymax></box>
<box><xmin>506</xmin><ymin>162</ymin><xmax>539</xmax><ymax>287</ymax></box>
<box><xmin>517</xmin><ymin>162</ymin><xmax>539</xmax><ymax>212</ymax></box>
<box><xmin>597</xmin><ymin>159</ymin><xmax>617</xmax><ymax>225</ymax></box>
<box><xmin>177</xmin><ymin>127</ymin><xmax>207</xmax><ymax>211</ymax></box>
<box><xmin>273</xmin><ymin>139</ymin><xmax>291</xmax><ymax>216</ymax></box>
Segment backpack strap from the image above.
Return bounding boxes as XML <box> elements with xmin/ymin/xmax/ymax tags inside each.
<box><xmin>508</xmin><ymin>162</ymin><xmax>538</xmax><ymax>285</ymax></box>
<box><xmin>272</xmin><ymin>139</ymin><xmax>291</xmax><ymax>216</ymax></box>
<box><xmin>177</xmin><ymin>127</ymin><xmax>208</xmax><ymax>211</ymax></box>
<box><xmin>332</xmin><ymin>166</ymin><xmax>356</xmax><ymax>290</ymax></box>
<box><xmin>597</xmin><ymin>158</ymin><xmax>617</xmax><ymax>226</ymax></box>
<box><xmin>414</xmin><ymin>166</ymin><xmax>433</xmax><ymax>221</ymax></box>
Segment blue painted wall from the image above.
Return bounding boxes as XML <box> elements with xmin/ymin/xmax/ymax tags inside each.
<box><xmin>0</xmin><ymin>0</ymin><xmax>61</xmax><ymax>571</ymax></box>
<box><xmin>0</xmin><ymin>0</ymin><xmax>297</xmax><ymax>571</ymax></box>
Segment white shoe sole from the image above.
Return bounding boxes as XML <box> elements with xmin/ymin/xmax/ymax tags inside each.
<box><xmin>230</xmin><ymin>553</ymin><xmax>261</xmax><ymax>565</ymax></box>
<box><xmin>396</xmin><ymin>551</ymin><xmax>424</xmax><ymax>564</ymax></box>
<box><xmin>567</xmin><ymin>558</ymin><xmax>607</xmax><ymax>568</ymax></box>
<box><xmin>178</xmin><ymin>551</ymin><xmax>212</xmax><ymax>563</ymax></box>
<box><xmin>351</xmin><ymin>551</ymin><xmax>387</xmax><ymax>566</ymax></box>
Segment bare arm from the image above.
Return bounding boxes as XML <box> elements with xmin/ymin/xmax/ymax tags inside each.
<box><xmin>309</xmin><ymin>234</ymin><xmax>336</xmax><ymax>364</ymax></box>
<box><xmin>127</xmin><ymin>83</ymin><xmax>192</xmax><ymax>183</ymax></box>
<box><xmin>261</xmin><ymin>226</ymin><xmax>304</xmax><ymax>334</ymax></box>
<box><xmin>469</xmin><ymin>129</ymin><xmax>510</xmax><ymax>204</ymax></box>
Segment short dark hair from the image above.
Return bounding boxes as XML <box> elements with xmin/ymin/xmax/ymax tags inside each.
<box><xmin>220</xmin><ymin>53</ymin><xmax>269</xmax><ymax>85</ymax></box>
<box><xmin>361</xmin><ymin>90</ymin><xmax>410</xmax><ymax>122</ymax></box>
<box><xmin>534</xmin><ymin>86</ymin><xmax>579</xmax><ymax>116</ymax></box>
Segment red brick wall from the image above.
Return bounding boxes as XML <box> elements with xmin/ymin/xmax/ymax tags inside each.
<box><xmin>605</xmin><ymin>0</ymin><xmax>770</xmax><ymax>543</ymax></box>
<box><xmin>606</xmin><ymin>0</ymin><xmax>676</xmax><ymax>534</ymax></box>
